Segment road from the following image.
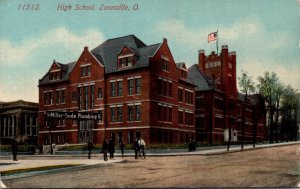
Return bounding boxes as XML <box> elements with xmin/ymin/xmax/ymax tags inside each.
<box><xmin>4</xmin><ymin>144</ymin><xmax>300</xmax><ymax>188</ymax></box>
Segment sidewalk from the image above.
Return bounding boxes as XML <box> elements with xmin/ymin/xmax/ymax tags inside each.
<box><xmin>1</xmin><ymin>141</ymin><xmax>299</xmax><ymax>182</ymax></box>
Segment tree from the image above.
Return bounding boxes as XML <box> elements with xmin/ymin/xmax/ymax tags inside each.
<box><xmin>273</xmin><ymin>82</ymin><xmax>285</xmax><ymax>142</ymax></box>
<box><xmin>238</xmin><ymin>70</ymin><xmax>255</xmax><ymax>150</ymax></box>
<box><xmin>257</xmin><ymin>72</ymin><xmax>280</xmax><ymax>144</ymax></box>
<box><xmin>281</xmin><ymin>85</ymin><xmax>299</xmax><ymax>141</ymax></box>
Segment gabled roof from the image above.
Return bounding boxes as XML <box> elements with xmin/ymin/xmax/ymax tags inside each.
<box><xmin>91</xmin><ymin>35</ymin><xmax>161</xmax><ymax>73</ymax></box>
<box><xmin>39</xmin><ymin>61</ymin><xmax>75</xmax><ymax>86</ymax></box>
<box><xmin>39</xmin><ymin>35</ymin><xmax>162</xmax><ymax>85</ymax></box>
<box><xmin>187</xmin><ymin>64</ymin><xmax>211</xmax><ymax>91</ymax></box>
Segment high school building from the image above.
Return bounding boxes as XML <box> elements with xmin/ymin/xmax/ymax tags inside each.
<box><xmin>38</xmin><ymin>35</ymin><xmax>196</xmax><ymax>145</ymax></box>
<box><xmin>188</xmin><ymin>46</ymin><xmax>266</xmax><ymax>144</ymax></box>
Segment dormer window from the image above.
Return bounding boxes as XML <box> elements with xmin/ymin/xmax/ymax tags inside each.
<box><xmin>118</xmin><ymin>55</ymin><xmax>134</xmax><ymax>69</ymax></box>
<box><xmin>49</xmin><ymin>70</ymin><xmax>61</xmax><ymax>81</ymax></box>
<box><xmin>161</xmin><ymin>56</ymin><xmax>169</xmax><ymax>72</ymax></box>
<box><xmin>180</xmin><ymin>70</ymin><xmax>187</xmax><ymax>78</ymax></box>
<box><xmin>81</xmin><ymin>64</ymin><xmax>91</xmax><ymax>77</ymax></box>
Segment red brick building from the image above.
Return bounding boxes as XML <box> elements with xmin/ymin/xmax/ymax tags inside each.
<box><xmin>38</xmin><ymin>35</ymin><xmax>196</xmax><ymax>145</ymax></box>
<box><xmin>188</xmin><ymin>45</ymin><xmax>266</xmax><ymax>144</ymax></box>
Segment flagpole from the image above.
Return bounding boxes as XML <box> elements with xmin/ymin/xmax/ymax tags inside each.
<box><xmin>216</xmin><ymin>30</ymin><xmax>219</xmax><ymax>55</ymax></box>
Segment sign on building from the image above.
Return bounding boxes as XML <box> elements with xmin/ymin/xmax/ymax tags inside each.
<box><xmin>45</xmin><ymin>111</ymin><xmax>102</xmax><ymax>120</ymax></box>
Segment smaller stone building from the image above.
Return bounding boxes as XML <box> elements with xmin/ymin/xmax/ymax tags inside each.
<box><xmin>0</xmin><ymin>100</ymin><xmax>39</xmax><ymax>145</ymax></box>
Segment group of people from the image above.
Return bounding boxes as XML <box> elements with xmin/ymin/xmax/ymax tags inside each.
<box><xmin>87</xmin><ymin>137</ymin><xmax>146</xmax><ymax>160</ymax></box>
<box><xmin>188</xmin><ymin>137</ymin><xmax>197</xmax><ymax>152</ymax></box>
<box><xmin>134</xmin><ymin>137</ymin><xmax>146</xmax><ymax>159</ymax></box>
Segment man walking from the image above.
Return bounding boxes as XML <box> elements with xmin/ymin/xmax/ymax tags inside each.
<box><xmin>133</xmin><ymin>138</ymin><xmax>140</xmax><ymax>159</ymax></box>
<box><xmin>138</xmin><ymin>137</ymin><xmax>146</xmax><ymax>159</ymax></box>
<box><xmin>12</xmin><ymin>137</ymin><xmax>18</xmax><ymax>161</ymax></box>
<box><xmin>102</xmin><ymin>138</ymin><xmax>109</xmax><ymax>161</ymax></box>
<box><xmin>87</xmin><ymin>140</ymin><xmax>94</xmax><ymax>159</ymax></box>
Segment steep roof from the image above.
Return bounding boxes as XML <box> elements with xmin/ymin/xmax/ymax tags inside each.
<box><xmin>187</xmin><ymin>64</ymin><xmax>211</xmax><ymax>91</ymax></box>
<box><xmin>38</xmin><ymin>61</ymin><xmax>75</xmax><ymax>86</ymax></box>
<box><xmin>91</xmin><ymin>35</ymin><xmax>161</xmax><ymax>73</ymax></box>
<box><xmin>39</xmin><ymin>35</ymin><xmax>161</xmax><ymax>86</ymax></box>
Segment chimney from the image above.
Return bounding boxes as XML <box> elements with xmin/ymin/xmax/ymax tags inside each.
<box><xmin>198</xmin><ymin>49</ymin><xmax>205</xmax><ymax>71</ymax></box>
<box><xmin>163</xmin><ymin>38</ymin><xmax>167</xmax><ymax>43</ymax></box>
<box><xmin>84</xmin><ymin>46</ymin><xmax>89</xmax><ymax>51</ymax></box>
<box><xmin>221</xmin><ymin>45</ymin><xmax>229</xmax><ymax>63</ymax></box>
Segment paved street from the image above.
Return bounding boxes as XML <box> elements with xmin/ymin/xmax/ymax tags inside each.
<box><xmin>1</xmin><ymin>142</ymin><xmax>300</xmax><ymax>188</ymax></box>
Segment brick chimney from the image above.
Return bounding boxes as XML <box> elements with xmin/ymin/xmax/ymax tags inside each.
<box><xmin>198</xmin><ymin>49</ymin><xmax>205</xmax><ymax>71</ymax></box>
<box><xmin>84</xmin><ymin>46</ymin><xmax>89</xmax><ymax>51</ymax></box>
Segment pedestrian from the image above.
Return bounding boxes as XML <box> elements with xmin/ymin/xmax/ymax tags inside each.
<box><xmin>188</xmin><ymin>137</ymin><xmax>192</xmax><ymax>152</ymax></box>
<box><xmin>138</xmin><ymin>137</ymin><xmax>146</xmax><ymax>159</ymax></box>
<box><xmin>87</xmin><ymin>140</ymin><xmax>94</xmax><ymax>159</ymax></box>
<box><xmin>12</xmin><ymin>137</ymin><xmax>18</xmax><ymax>161</ymax></box>
<box><xmin>192</xmin><ymin>138</ymin><xmax>197</xmax><ymax>151</ymax></box>
<box><xmin>102</xmin><ymin>138</ymin><xmax>109</xmax><ymax>161</ymax></box>
<box><xmin>119</xmin><ymin>139</ymin><xmax>125</xmax><ymax>158</ymax></box>
<box><xmin>133</xmin><ymin>138</ymin><xmax>140</xmax><ymax>159</ymax></box>
<box><xmin>108</xmin><ymin>137</ymin><xmax>115</xmax><ymax>159</ymax></box>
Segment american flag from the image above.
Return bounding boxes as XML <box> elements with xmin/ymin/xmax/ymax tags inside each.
<box><xmin>208</xmin><ymin>32</ymin><xmax>218</xmax><ymax>43</ymax></box>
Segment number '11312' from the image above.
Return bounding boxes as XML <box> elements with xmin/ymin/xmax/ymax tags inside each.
<box><xmin>18</xmin><ymin>4</ymin><xmax>40</xmax><ymax>10</ymax></box>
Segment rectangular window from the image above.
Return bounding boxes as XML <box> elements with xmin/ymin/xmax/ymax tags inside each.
<box><xmin>117</xmin><ymin>107</ymin><xmax>123</xmax><ymax>122</ymax></box>
<box><xmin>168</xmin><ymin>107</ymin><xmax>172</xmax><ymax>122</ymax></box>
<box><xmin>49</xmin><ymin>92</ymin><xmax>53</xmax><ymax>105</ymax></box>
<box><xmin>128</xmin><ymin>79</ymin><xmax>133</xmax><ymax>95</ymax></box>
<box><xmin>111</xmin><ymin>82</ymin><xmax>116</xmax><ymax>97</ymax></box>
<box><xmin>81</xmin><ymin>65</ymin><xmax>91</xmax><ymax>77</ymax></box>
<box><xmin>135</xmin><ymin>78</ymin><xmax>141</xmax><ymax>94</ymax></box>
<box><xmin>72</xmin><ymin>92</ymin><xmax>77</xmax><ymax>102</ymax></box>
<box><xmin>110</xmin><ymin>107</ymin><xmax>116</xmax><ymax>122</ymax></box>
<box><xmin>161</xmin><ymin>58</ymin><xmax>169</xmax><ymax>71</ymax></box>
<box><xmin>163</xmin><ymin>81</ymin><xmax>167</xmax><ymax>96</ymax></box>
<box><xmin>90</xmin><ymin>85</ymin><xmax>94</xmax><ymax>109</ymax></box>
<box><xmin>61</xmin><ymin>90</ymin><xmax>65</xmax><ymax>104</ymax></box>
<box><xmin>178</xmin><ymin>111</ymin><xmax>183</xmax><ymax>124</ymax></box>
<box><xmin>168</xmin><ymin>82</ymin><xmax>172</xmax><ymax>97</ymax></box>
<box><xmin>78</xmin><ymin>87</ymin><xmax>82</xmax><ymax>110</ymax></box>
<box><xmin>117</xmin><ymin>81</ymin><xmax>123</xmax><ymax>96</ymax></box>
<box><xmin>158</xmin><ymin>105</ymin><xmax>162</xmax><ymax>121</ymax></box>
<box><xmin>56</xmin><ymin>91</ymin><xmax>60</xmax><ymax>104</ymax></box>
<box><xmin>178</xmin><ymin>88</ymin><xmax>183</xmax><ymax>102</ymax></box>
<box><xmin>158</xmin><ymin>79</ymin><xmax>162</xmax><ymax>95</ymax></box>
<box><xmin>136</xmin><ymin>105</ymin><xmax>141</xmax><ymax>121</ymax></box>
<box><xmin>163</xmin><ymin>106</ymin><xmax>168</xmax><ymax>121</ymax></box>
<box><xmin>196</xmin><ymin>117</ymin><xmax>204</xmax><ymax>128</ymax></box>
<box><xmin>84</xmin><ymin>86</ymin><xmax>88</xmax><ymax>110</ymax></box>
<box><xmin>128</xmin><ymin>106</ymin><xmax>133</xmax><ymax>121</ymax></box>
<box><xmin>98</xmin><ymin>88</ymin><xmax>103</xmax><ymax>99</ymax></box>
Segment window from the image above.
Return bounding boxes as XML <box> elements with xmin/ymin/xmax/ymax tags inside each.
<box><xmin>185</xmin><ymin>112</ymin><xmax>193</xmax><ymax>125</ymax></box>
<box><xmin>98</xmin><ymin>88</ymin><xmax>103</xmax><ymax>99</ymax></box>
<box><xmin>78</xmin><ymin>87</ymin><xmax>82</xmax><ymax>110</ymax></box>
<box><xmin>158</xmin><ymin>79</ymin><xmax>162</xmax><ymax>95</ymax></box>
<box><xmin>119</xmin><ymin>56</ymin><xmax>134</xmax><ymax>68</ymax></box>
<box><xmin>72</xmin><ymin>92</ymin><xmax>77</xmax><ymax>102</ymax></box>
<box><xmin>128</xmin><ymin>79</ymin><xmax>133</xmax><ymax>95</ymax></box>
<box><xmin>110</xmin><ymin>82</ymin><xmax>116</xmax><ymax>97</ymax></box>
<box><xmin>135</xmin><ymin>78</ymin><xmax>141</xmax><ymax>94</ymax></box>
<box><xmin>178</xmin><ymin>88</ymin><xmax>183</xmax><ymax>102</ymax></box>
<box><xmin>128</xmin><ymin>106</ymin><xmax>133</xmax><ymax>121</ymax></box>
<box><xmin>136</xmin><ymin>105</ymin><xmax>141</xmax><ymax>121</ymax></box>
<box><xmin>161</xmin><ymin>57</ymin><xmax>169</xmax><ymax>71</ymax></box>
<box><xmin>110</xmin><ymin>107</ymin><xmax>116</xmax><ymax>122</ymax></box>
<box><xmin>117</xmin><ymin>81</ymin><xmax>123</xmax><ymax>96</ymax></box>
<box><xmin>49</xmin><ymin>92</ymin><xmax>53</xmax><ymax>105</ymax></box>
<box><xmin>117</xmin><ymin>107</ymin><xmax>123</xmax><ymax>122</ymax></box>
<box><xmin>56</xmin><ymin>91</ymin><xmax>60</xmax><ymax>104</ymax></box>
<box><xmin>196</xmin><ymin>97</ymin><xmax>204</xmax><ymax>109</ymax></box>
<box><xmin>61</xmin><ymin>90</ymin><xmax>65</xmax><ymax>104</ymax></box>
<box><xmin>168</xmin><ymin>82</ymin><xmax>172</xmax><ymax>97</ymax></box>
<box><xmin>49</xmin><ymin>71</ymin><xmax>60</xmax><ymax>81</ymax></box>
<box><xmin>185</xmin><ymin>90</ymin><xmax>193</xmax><ymax>105</ymax></box>
<box><xmin>178</xmin><ymin>111</ymin><xmax>183</xmax><ymax>124</ymax></box>
<box><xmin>168</xmin><ymin>107</ymin><xmax>172</xmax><ymax>122</ymax></box>
<box><xmin>81</xmin><ymin>65</ymin><xmax>91</xmax><ymax>77</ymax></box>
<box><xmin>90</xmin><ymin>85</ymin><xmax>94</xmax><ymax>109</ymax></box>
<box><xmin>195</xmin><ymin>117</ymin><xmax>204</xmax><ymax>128</ymax></box>
<box><xmin>84</xmin><ymin>86</ymin><xmax>88</xmax><ymax>110</ymax></box>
